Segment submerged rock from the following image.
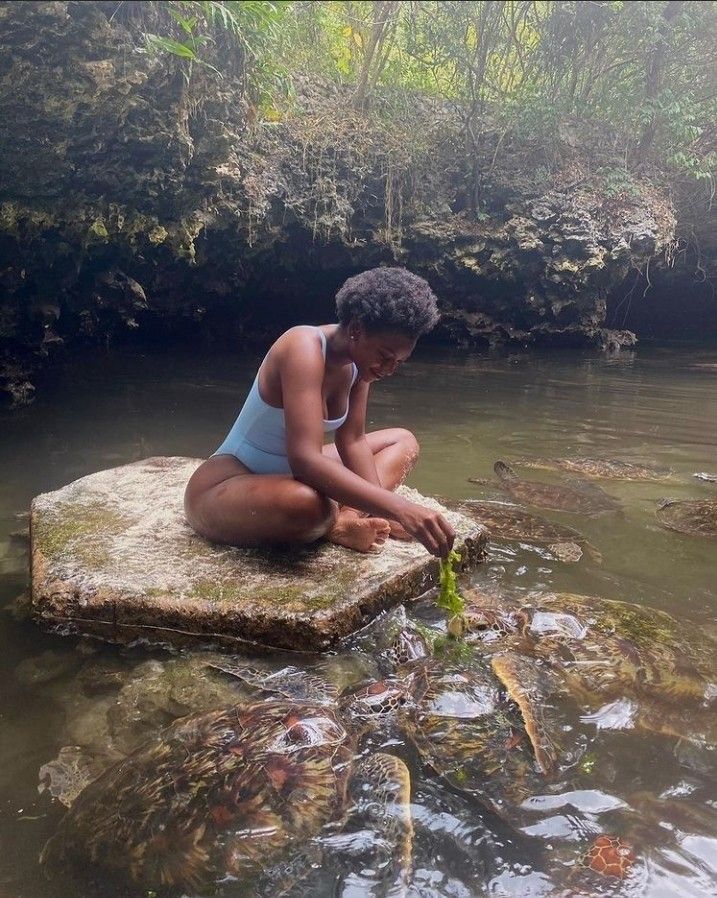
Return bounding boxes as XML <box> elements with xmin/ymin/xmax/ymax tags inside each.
<box><xmin>30</xmin><ymin>457</ymin><xmax>486</xmax><ymax>651</ymax></box>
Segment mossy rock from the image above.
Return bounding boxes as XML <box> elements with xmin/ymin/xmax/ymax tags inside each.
<box><xmin>31</xmin><ymin>457</ymin><xmax>487</xmax><ymax>652</ymax></box>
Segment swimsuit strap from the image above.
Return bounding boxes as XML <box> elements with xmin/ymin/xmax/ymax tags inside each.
<box><xmin>314</xmin><ymin>326</ymin><xmax>328</xmax><ymax>359</ymax></box>
<box><xmin>313</xmin><ymin>325</ymin><xmax>357</xmax><ymax>386</ymax></box>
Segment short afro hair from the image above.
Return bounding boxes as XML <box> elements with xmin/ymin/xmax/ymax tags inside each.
<box><xmin>335</xmin><ymin>267</ymin><xmax>440</xmax><ymax>338</ymax></box>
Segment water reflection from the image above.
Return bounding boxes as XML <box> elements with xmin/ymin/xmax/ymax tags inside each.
<box><xmin>1</xmin><ymin>344</ymin><xmax>716</xmax><ymax>896</ymax></box>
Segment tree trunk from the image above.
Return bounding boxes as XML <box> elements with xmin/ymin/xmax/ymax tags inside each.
<box><xmin>353</xmin><ymin>0</ymin><xmax>399</xmax><ymax>110</ymax></box>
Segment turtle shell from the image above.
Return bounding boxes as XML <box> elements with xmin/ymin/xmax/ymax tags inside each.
<box><xmin>456</xmin><ymin>500</ymin><xmax>600</xmax><ymax>562</ymax></box>
<box><xmin>656</xmin><ymin>498</ymin><xmax>717</xmax><ymax>536</ymax></box>
<box><xmin>491</xmin><ymin>461</ymin><xmax>621</xmax><ymax>516</ymax></box>
<box><xmin>42</xmin><ymin>702</ymin><xmax>357</xmax><ymax>893</ymax></box>
<box><xmin>453</xmin><ymin>589</ymin><xmax>716</xmax><ymax>712</ymax></box>
<box><xmin>513</xmin><ymin>457</ymin><xmax>673</xmax><ymax>482</ymax></box>
<box><xmin>401</xmin><ymin>655</ymin><xmax>550</xmax><ymax>813</ymax></box>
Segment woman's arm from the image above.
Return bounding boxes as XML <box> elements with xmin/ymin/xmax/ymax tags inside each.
<box><xmin>280</xmin><ymin>332</ymin><xmax>454</xmax><ymax>556</ymax></box>
<box><xmin>334</xmin><ymin>378</ymin><xmax>382</xmax><ymax>487</ymax></box>
<box><xmin>335</xmin><ymin>379</ymin><xmax>411</xmax><ymax>540</ymax></box>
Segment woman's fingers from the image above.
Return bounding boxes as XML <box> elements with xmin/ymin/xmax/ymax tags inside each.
<box><xmin>397</xmin><ymin>505</ymin><xmax>456</xmax><ymax>557</ymax></box>
<box><xmin>439</xmin><ymin>515</ymin><xmax>456</xmax><ymax>555</ymax></box>
<box><xmin>418</xmin><ymin>513</ymin><xmax>453</xmax><ymax>557</ymax></box>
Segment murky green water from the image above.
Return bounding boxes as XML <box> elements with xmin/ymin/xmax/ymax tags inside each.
<box><xmin>1</xmin><ymin>343</ymin><xmax>716</xmax><ymax>897</ymax></box>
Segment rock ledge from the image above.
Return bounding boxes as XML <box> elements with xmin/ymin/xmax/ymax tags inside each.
<box><xmin>31</xmin><ymin>457</ymin><xmax>487</xmax><ymax>651</ymax></box>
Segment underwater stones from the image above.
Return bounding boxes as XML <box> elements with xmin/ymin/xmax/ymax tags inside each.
<box><xmin>30</xmin><ymin>457</ymin><xmax>487</xmax><ymax>652</ymax></box>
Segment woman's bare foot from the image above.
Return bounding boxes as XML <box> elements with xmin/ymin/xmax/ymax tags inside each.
<box><xmin>327</xmin><ymin>508</ymin><xmax>391</xmax><ymax>553</ymax></box>
<box><xmin>388</xmin><ymin>520</ymin><xmax>413</xmax><ymax>541</ymax></box>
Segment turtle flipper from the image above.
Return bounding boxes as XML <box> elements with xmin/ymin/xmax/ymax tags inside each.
<box><xmin>347</xmin><ymin>753</ymin><xmax>413</xmax><ymax>897</ymax></box>
<box><xmin>207</xmin><ymin>662</ymin><xmax>338</xmax><ymax>704</ymax></box>
<box><xmin>490</xmin><ymin>652</ymin><xmax>562</xmax><ymax>775</ymax></box>
<box><xmin>39</xmin><ymin>745</ymin><xmax>121</xmax><ymax>808</ymax></box>
<box><xmin>633</xmin><ymin>698</ymin><xmax>717</xmax><ymax>746</ymax></box>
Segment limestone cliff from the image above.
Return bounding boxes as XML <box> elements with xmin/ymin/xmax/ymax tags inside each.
<box><xmin>0</xmin><ymin>1</ymin><xmax>680</xmax><ymax>404</ymax></box>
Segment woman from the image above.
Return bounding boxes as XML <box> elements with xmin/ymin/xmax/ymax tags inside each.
<box><xmin>185</xmin><ymin>267</ymin><xmax>455</xmax><ymax>557</ymax></box>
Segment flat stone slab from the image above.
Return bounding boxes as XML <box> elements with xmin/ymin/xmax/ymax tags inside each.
<box><xmin>31</xmin><ymin>457</ymin><xmax>487</xmax><ymax>652</ymax></box>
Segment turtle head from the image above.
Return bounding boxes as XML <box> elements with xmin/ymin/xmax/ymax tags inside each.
<box><xmin>385</xmin><ymin>628</ymin><xmax>431</xmax><ymax>668</ymax></box>
<box><xmin>494</xmin><ymin>460</ymin><xmax>517</xmax><ymax>481</ymax></box>
<box><xmin>339</xmin><ymin>679</ymin><xmax>411</xmax><ymax>722</ymax></box>
<box><xmin>448</xmin><ymin>608</ymin><xmax>527</xmax><ymax>641</ymax></box>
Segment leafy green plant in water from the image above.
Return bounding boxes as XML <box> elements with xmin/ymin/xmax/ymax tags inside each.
<box><xmin>433</xmin><ymin>632</ymin><xmax>473</xmax><ymax>663</ymax></box>
<box><xmin>437</xmin><ymin>549</ymin><xmax>465</xmax><ymax>616</ymax></box>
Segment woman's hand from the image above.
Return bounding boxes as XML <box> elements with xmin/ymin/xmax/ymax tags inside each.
<box><xmin>395</xmin><ymin>501</ymin><xmax>455</xmax><ymax>558</ymax></box>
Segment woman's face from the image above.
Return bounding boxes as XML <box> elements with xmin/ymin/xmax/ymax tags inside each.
<box><xmin>349</xmin><ymin>324</ymin><xmax>417</xmax><ymax>383</ymax></box>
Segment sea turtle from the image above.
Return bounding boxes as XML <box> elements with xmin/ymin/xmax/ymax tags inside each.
<box><xmin>39</xmin><ymin>654</ymin><xmax>256</xmax><ymax>788</ymax></box>
<box><xmin>41</xmin><ymin>610</ymin><xmax>568</xmax><ymax>893</ymax></box>
<box><xmin>41</xmin><ymin>695</ymin><xmax>414</xmax><ymax>896</ymax></box>
<box><xmin>41</xmin><ymin>623</ymin><xmax>651</xmax><ymax>895</ymax></box>
<box><xmin>212</xmin><ymin>642</ymin><xmax>649</xmax><ymax>894</ymax></box>
<box><xmin>210</xmin><ymin>634</ymin><xmax>557</xmax><ymax>806</ymax></box>
<box><xmin>656</xmin><ymin>498</ymin><xmax>717</xmax><ymax>537</ymax></box>
<box><xmin>447</xmin><ymin>588</ymin><xmax>717</xmax><ymax>741</ymax></box>
<box><xmin>511</xmin><ymin>456</ymin><xmax>673</xmax><ymax>482</ymax></box>
<box><xmin>470</xmin><ymin>462</ymin><xmax>621</xmax><ymax>516</ymax></box>
<box><xmin>454</xmin><ymin>499</ymin><xmax>602</xmax><ymax>563</ymax></box>
<box><xmin>399</xmin><ymin>652</ymin><xmax>560</xmax><ymax>798</ymax></box>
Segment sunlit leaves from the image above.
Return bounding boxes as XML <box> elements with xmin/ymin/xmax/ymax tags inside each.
<box><xmin>141</xmin><ymin>1</ymin><xmax>716</xmax><ymax>180</ymax></box>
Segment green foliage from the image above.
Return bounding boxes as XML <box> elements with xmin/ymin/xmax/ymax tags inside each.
<box><xmin>432</xmin><ymin>632</ymin><xmax>474</xmax><ymax>662</ymax></box>
<box><xmin>144</xmin><ymin>0</ymin><xmax>291</xmax><ymax>101</ymax></box>
<box><xmin>599</xmin><ymin>166</ymin><xmax>640</xmax><ymax>200</ymax></box>
<box><xmin>437</xmin><ymin>549</ymin><xmax>465</xmax><ymax>616</ymax></box>
<box><xmin>139</xmin><ymin>1</ymin><xmax>716</xmax><ymax>184</ymax></box>
<box><xmin>278</xmin><ymin>1</ymin><xmax>715</xmax><ymax>183</ymax></box>
<box><xmin>145</xmin><ymin>9</ymin><xmax>219</xmax><ymax>77</ymax></box>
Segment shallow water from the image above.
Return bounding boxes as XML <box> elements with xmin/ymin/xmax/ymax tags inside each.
<box><xmin>1</xmin><ymin>343</ymin><xmax>716</xmax><ymax>897</ymax></box>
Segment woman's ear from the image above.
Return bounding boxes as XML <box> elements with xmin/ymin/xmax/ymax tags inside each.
<box><xmin>348</xmin><ymin>319</ymin><xmax>363</xmax><ymax>343</ymax></box>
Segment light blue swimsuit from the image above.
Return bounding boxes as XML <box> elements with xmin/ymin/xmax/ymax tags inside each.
<box><xmin>214</xmin><ymin>326</ymin><xmax>359</xmax><ymax>475</ymax></box>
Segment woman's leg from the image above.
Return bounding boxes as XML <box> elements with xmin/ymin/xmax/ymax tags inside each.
<box><xmin>322</xmin><ymin>428</ymin><xmax>420</xmax><ymax>543</ymax></box>
<box><xmin>184</xmin><ymin>455</ymin><xmax>392</xmax><ymax>552</ymax></box>
<box><xmin>322</xmin><ymin>428</ymin><xmax>420</xmax><ymax>489</ymax></box>
<box><xmin>184</xmin><ymin>455</ymin><xmax>336</xmax><ymax>547</ymax></box>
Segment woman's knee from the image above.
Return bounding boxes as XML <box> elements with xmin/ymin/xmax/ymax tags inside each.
<box><xmin>290</xmin><ymin>483</ymin><xmax>337</xmax><ymax>542</ymax></box>
<box><xmin>395</xmin><ymin>428</ymin><xmax>420</xmax><ymax>466</ymax></box>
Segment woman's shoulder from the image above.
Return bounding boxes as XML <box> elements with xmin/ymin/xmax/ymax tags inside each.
<box><xmin>267</xmin><ymin>326</ymin><xmax>329</xmax><ymax>373</ymax></box>
<box><xmin>274</xmin><ymin>324</ymin><xmax>336</xmax><ymax>353</ymax></box>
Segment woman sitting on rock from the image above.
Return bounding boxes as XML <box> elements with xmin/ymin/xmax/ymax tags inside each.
<box><xmin>184</xmin><ymin>267</ymin><xmax>455</xmax><ymax>557</ymax></box>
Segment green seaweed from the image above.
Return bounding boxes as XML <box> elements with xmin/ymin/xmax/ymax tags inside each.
<box><xmin>433</xmin><ymin>633</ymin><xmax>473</xmax><ymax>662</ymax></box>
<box><xmin>437</xmin><ymin>549</ymin><xmax>465</xmax><ymax>616</ymax></box>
